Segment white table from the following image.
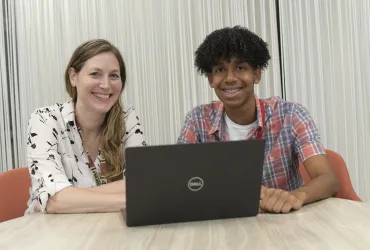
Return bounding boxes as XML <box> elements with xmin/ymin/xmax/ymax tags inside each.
<box><xmin>1</xmin><ymin>198</ymin><xmax>370</xmax><ymax>250</ymax></box>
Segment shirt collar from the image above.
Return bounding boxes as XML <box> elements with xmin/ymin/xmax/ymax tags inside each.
<box><xmin>207</xmin><ymin>95</ymin><xmax>268</xmax><ymax>135</ymax></box>
<box><xmin>60</xmin><ymin>100</ymin><xmax>76</xmax><ymax>128</ymax></box>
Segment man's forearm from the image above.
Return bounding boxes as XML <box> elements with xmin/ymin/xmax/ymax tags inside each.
<box><xmin>295</xmin><ymin>173</ymin><xmax>338</xmax><ymax>204</ymax></box>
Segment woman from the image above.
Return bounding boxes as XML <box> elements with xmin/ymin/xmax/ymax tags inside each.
<box><xmin>26</xmin><ymin>39</ymin><xmax>146</xmax><ymax>214</ymax></box>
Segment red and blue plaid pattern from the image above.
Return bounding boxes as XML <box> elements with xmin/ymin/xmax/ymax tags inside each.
<box><xmin>177</xmin><ymin>96</ymin><xmax>325</xmax><ymax>191</ymax></box>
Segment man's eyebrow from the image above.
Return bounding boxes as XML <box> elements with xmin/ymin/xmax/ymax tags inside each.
<box><xmin>234</xmin><ymin>59</ymin><xmax>249</xmax><ymax>64</ymax></box>
<box><xmin>212</xmin><ymin>60</ymin><xmax>227</xmax><ymax>66</ymax></box>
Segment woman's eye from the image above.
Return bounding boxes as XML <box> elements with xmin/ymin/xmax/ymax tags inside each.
<box><xmin>90</xmin><ymin>72</ymin><xmax>99</xmax><ymax>77</ymax></box>
<box><xmin>237</xmin><ymin>66</ymin><xmax>246</xmax><ymax>71</ymax></box>
<box><xmin>110</xmin><ymin>73</ymin><xmax>120</xmax><ymax>79</ymax></box>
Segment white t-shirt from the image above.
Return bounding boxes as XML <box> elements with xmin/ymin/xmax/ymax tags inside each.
<box><xmin>225</xmin><ymin>114</ymin><xmax>258</xmax><ymax>141</ymax></box>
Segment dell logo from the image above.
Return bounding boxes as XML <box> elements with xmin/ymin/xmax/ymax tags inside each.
<box><xmin>188</xmin><ymin>177</ymin><xmax>204</xmax><ymax>191</ymax></box>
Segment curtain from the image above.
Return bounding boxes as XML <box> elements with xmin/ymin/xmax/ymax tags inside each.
<box><xmin>279</xmin><ymin>0</ymin><xmax>370</xmax><ymax>202</ymax></box>
<box><xmin>0</xmin><ymin>0</ymin><xmax>20</xmax><ymax>173</ymax></box>
<box><xmin>0</xmin><ymin>0</ymin><xmax>281</xmax><ymax>172</ymax></box>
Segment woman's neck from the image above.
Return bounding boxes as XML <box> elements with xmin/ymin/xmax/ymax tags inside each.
<box><xmin>74</xmin><ymin>101</ymin><xmax>105</xmax><ymax>138</ymax></box>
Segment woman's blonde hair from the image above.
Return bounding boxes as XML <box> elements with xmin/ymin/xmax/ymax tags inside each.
<box><xmin>65</xmin><ymin>39</ymin><xmax>126</xmax><ymax>180</ymax></box>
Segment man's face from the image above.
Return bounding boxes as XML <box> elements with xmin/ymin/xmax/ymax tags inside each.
<box><xmin>208</xmin><ymin>57</ymin><xmax>261</xmax><ymax>110</ymax></box>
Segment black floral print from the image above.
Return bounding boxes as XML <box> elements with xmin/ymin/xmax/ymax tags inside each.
<box><xmin>25</xmin><ymin>101</ymin><xmax>146</xmax><ymax>214</ymax></box>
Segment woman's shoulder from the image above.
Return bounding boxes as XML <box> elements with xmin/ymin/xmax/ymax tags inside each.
<box><xmin>122</xmin><ymin>104</ymin><xmax>146</xmax><ymax>146</ymax></box>
<box><xmin>28</xmin><ymin>101</ymin><xmax>74</xmax><ymax>126</ymax></box>
<box><xmin>31</xmin><ymin>101</ymin><xmax>73</xmax><ymax>116</ymax></box>
<box><xmin>123</xmin><ymin>104</ymin><xmax>136</xmax><ymax>118</ymax></box>
<box><xmin>123</xmin><ymin>104</ymin><xmax>141</xmax><ymax>124</ymax></box>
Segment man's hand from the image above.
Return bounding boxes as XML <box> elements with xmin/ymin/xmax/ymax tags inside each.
<box><xmin>259</xmin><ymin>186</ymin><xmax>307</xmax><ymax>213</ymax></box>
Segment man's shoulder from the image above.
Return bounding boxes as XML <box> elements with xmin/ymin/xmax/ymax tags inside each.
<box><xmin>185</xmin><ymin>101</ymin><xmax>223</xmax><ymax>120</ymax></box>
<box><xmin>263</xmin><ymin>96</ymin><xmax>308</xmax><ymax>115</ymax></box>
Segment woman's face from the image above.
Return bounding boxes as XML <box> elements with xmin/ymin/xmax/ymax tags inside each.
<box><xmin>69</xmin><ymin>52</ymin><xmax>123</xmax><ymax>114</ymax></box>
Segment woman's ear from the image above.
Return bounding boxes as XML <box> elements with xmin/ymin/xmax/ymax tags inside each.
<box><xmin>68</xmin><ymin>68</ymin><xmax>77</xmax><ymax>87</ymax></box>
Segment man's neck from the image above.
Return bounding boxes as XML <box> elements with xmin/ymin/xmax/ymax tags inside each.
<box><xmin>75</xmin><ymin>101</ymin><xmax>105</xmax><ymax>138</ymax></box>
<box><xmin>224</xmin><ymin>96</ymin><xmax>257</xmax><ymax>125</ymax></box>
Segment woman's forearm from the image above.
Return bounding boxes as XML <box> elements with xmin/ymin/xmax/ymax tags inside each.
<box><xmin>46</xmin><ymin>186</ymin><xmax>126</xmax><ymax>214</ymax></box>
<box><xmin>88</xmin><ymin>179</ymin><xmax>126</xmax><ymax>194</ymax></box>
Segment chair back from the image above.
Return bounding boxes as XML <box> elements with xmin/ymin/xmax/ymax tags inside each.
<box><xmin>299</xmin><ymin>149</ymin><xmax>361</xmax><ymax>201</ymax></box>
<box><xmin>0</xmin><ymin>168</ymin><xmax>31</xmax><ymax>222</ymax></box>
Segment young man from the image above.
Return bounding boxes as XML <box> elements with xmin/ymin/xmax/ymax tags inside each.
<box><xmin>177</xmin><ymin>26</ymin><xmax>338</xmax><ymax>214</ymax></box>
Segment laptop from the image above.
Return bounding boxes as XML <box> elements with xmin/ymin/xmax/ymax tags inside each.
<box><xmin>124</xmin><ymin>139</ymin><xmax>265</xmax><ymax>227</ymax></box>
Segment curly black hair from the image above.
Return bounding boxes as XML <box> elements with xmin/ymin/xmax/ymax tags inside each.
<box><xmin>194</xmin><ymin>26</ymin><xmax>271</xmax><ymax>75</ymax></box>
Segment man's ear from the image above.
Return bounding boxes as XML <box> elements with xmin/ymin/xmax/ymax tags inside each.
<box><xmin>207</xmin><ymin>73</ymin><xmax>214</xmax><ymax>88</ymax></box>
<box><xmin>253</xmin><ymin>67</ymin><xmax>262</xmax><ymax>84</ymax></box>
<box><xmin>68</xmin><ymin>68</ymin><xmax>77</xmax><ymax>87</ymax></box>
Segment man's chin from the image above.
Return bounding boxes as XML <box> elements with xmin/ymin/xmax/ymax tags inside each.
<box><xmin>220</xmin><ymin>95</ymin><xmax>256</xmax><ymax>110</ymax></box>
<box><xmin>221</xmin><ymin>99</ymin><xmax>247</xmax><ymax>109</ymax></box>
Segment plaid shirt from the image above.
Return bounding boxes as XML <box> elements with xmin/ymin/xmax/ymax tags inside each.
<box><xmin>177</xmin><ymin>96</ymin><xmax>325</xmax><ymax>191</ymax></box>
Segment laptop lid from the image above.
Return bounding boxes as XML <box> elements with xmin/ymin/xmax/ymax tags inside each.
<box><xmin>125</xmin><ymin>139</ymin><xmax>265</xmax><ymax>227</ymax></box>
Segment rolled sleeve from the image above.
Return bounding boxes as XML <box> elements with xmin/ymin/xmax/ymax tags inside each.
<box><xmin>292</xmin><ymin>104</ymin><xmax>326</xmax><ymax>163</ymax></box>
<box><xmin>26</xmin><ymin>111</ymin><xmax>72</xmax><ymax>214</ymax></box>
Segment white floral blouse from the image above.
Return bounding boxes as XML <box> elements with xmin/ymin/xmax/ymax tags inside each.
<box><xmin>25</xmin><ymin>101</ymin><xmax>146</xmax><ymax>214</ymax></box>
